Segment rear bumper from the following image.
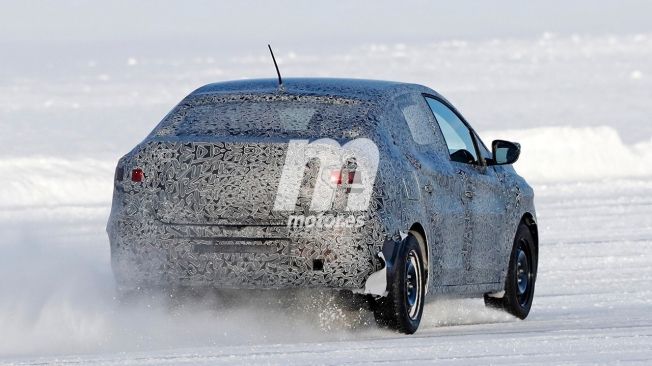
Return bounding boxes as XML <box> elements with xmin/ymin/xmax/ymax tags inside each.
<box><xmin>107</xmin><ymin>215</ymin><xmax>384</xmax><ymax>290</ymax></box>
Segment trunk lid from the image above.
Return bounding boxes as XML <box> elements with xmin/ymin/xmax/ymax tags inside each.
<box><xmin>134</xmin><ymin>138</ymin><xmax>299</xmax><ymax>225</ymax></box>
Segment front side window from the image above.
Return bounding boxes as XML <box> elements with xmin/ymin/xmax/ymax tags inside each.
<box><xmin>425</xmin><ymin>97</ymin><xmax>478</xmax><ymax>164</ymax></box>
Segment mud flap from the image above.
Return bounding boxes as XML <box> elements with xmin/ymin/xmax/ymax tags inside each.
<box><xmin>362</xmin><ymin>253</ymin><xmax>388</xmax><ymax>296</ymax></box>
<box><xmin>359</xmin><ymin>238</ymin><xmax>402</xmax><ymax>297</ymax></box>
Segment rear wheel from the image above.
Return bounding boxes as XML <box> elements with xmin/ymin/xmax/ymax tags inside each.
<box><xmin>484</xmin><ymin>223</ymin><xmax>537</xmax><ymax>319</ymax></box>
<box><xmin>373</xmin><ymin>235</ymin><xmax>426</xmax><ymax>334</ymax></box>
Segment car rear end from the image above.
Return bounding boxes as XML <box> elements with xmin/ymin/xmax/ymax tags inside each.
<box><xmin>107</xmin><ymin>93</ymin><xmax>386</xmax><ymax>291</ymax></box>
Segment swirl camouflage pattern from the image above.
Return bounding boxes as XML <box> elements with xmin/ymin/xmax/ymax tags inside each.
<box><xmin>107</xmin><ymin>78</ymin><xmax>538</xmax><ymax>333</ymax></box>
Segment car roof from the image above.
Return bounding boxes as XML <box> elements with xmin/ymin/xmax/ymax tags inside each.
<box><xmin>190</xmin><ymin>77</ymin><xmax>439</xmax><ymax>103</ymax></box>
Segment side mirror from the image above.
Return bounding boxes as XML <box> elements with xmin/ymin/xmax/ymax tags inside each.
<box><xmin>491</xmin><ymin>140</ymin><xmax>520</xmax><ymax>165</ymax></box>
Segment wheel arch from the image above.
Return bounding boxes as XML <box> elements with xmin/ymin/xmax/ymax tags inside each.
<box><xmin>408</xmin><ymin>222</ymin><xmax>430</xmax><ymax>290</ymax></box>
<box><xmin>520</xmin><ymin>212</ymin><xmax>539</xmax><ymax>256</ymax></box>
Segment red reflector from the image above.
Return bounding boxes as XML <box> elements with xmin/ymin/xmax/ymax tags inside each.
<box><xmin>131</xmin><ymin>168</ymin><xmax>144</xmax><ymax>182</ymax></box>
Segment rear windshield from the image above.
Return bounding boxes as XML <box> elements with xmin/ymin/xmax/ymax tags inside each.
<box><xmin>154</xmin><ymin>94</ymin><xmax>374</xmax><ymax>138</ymax></box>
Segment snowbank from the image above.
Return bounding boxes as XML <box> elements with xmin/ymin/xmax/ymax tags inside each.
<box><xmin>483</xmin><ymin>126</ymin><xmax>652</xmax><ymax>183</ymax></box>
<box><xmin>0</xmin><ymin>157</ymin><xmax>114</xmax><ymax>208</ymax></box>
<box><xmin>1</xmin><ymin>126</ymin><xmax>650</xmax><ymax>209</ymax></box>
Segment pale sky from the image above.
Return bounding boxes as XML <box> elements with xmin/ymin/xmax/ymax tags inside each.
<box><xmin>1</xmin><ymin>0</ymin><xmax>651</xmax><ymax>48</ymax></box>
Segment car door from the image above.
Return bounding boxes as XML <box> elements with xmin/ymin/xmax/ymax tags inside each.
<box><xmin>424</xmin><ymin>96</ymin><xmax>506</xmax><ymax>284</ymax></box>
<box><xmin>468</xmin><ymin>131</ymin><xmax>509</xmax><ymax>283</ymax></box>
<box><xmin>395</xmin><ymin>93</ymin><xmax>468</xmax><ymax>286</ymax></box>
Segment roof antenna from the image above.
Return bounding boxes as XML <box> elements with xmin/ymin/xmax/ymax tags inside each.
<box><xmin>267</xmin><ymin>44</ymin><xmax>283</xmax><ymax>89</ymax></box>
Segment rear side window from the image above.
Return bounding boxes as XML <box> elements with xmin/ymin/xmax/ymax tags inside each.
<box><xmin>401</xmin><ymin>103</ymin><xmax>438</xmax><ymax>145</ymax></box>
<box><xmin>394</xmin><ymin>93</ymin><xmax>439</xmax><ymax>146</ymax></box>
<box><xmin>425</xmin><ymin>97</ymin><xmax>479</xmax><ymax>164</ymax></box>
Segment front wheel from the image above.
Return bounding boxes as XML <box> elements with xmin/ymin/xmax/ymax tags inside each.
<box><xmin>373</xmin><ymin>235</ymin><xmax>426</xmax><ymax>334</ymax></box>
<box><xmin>485</xmin><ymin>223</ymin><xmax>537</xmax><ymax>319</ymax></box>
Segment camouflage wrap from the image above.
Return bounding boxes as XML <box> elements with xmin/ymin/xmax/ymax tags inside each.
<box><xmin>107</xmin><ymin>78</ymin><xmax>536</xmax><ymax>296</ymax></box>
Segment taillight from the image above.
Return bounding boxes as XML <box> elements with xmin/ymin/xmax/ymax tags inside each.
<box><xmin>131</xmin><ymin>168</ymin><xmax>144</xmax><ymax>182</ymax></box>
<box><xmin>330</xmin><ymin>169</ymin><xmax>357</xmax><ymax>185</ymax></box>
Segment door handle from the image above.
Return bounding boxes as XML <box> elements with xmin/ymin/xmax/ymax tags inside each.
<box><xmin>423</xmin><ymin>184</ymin><xmax>433</xmax><ymax>193</ymax></box>
<box><xmin>464</xmin><ymin>190</ymin><xmax>474</xmax><ymax>198</ymax></box>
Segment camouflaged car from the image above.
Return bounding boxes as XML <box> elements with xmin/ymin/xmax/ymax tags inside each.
<box><xmin>107</xmin><ymin>78</ymin><xmax>538</xmax><ymax>333</ymax></box>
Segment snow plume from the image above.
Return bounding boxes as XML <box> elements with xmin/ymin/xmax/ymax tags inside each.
<box><xmin>0</xmin><ymin>218</ymin><xmax>373</xmax><ymax>357</ymax></box>
<box><xmin>0</xmin><ymin>216</ymin><xmax>514</xmax><ymax>358</ymax></box>
<box><xmin>0</xmin><ymin>234</ymin><xmax>357</xmax><ymax>356</ymax></box>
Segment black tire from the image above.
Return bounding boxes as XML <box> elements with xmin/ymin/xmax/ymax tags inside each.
<box><xmin>484</xmin><ymin>223</ymin><xmax>537</xmax><ymax>319</ymax></box>
<box><xmin>373</xmin><ymin>235</ymin><xmax>426</xmax><ymax>334</ymax></box>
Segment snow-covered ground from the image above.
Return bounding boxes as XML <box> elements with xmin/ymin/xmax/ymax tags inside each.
<box><xmin>1</xmin><ymin>34</ymin><xmax>652</xmax><ymax>364</ymax></box>
<box><xmin>2</xmin><ymin>179</ymin><xmax>651</xmax><ymax>365</ymax></box>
